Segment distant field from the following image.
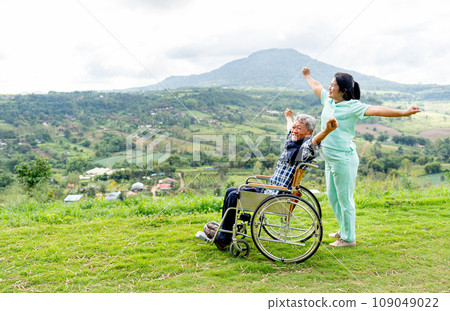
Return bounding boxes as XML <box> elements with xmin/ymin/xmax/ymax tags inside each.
<box><xmin>95</xmin><ymin>154</ymin><xmax>127</xmax><ymax>167</ymax></box>
<box><xmin>419</xmin><ymin>128</ymin><xmax>450</xmax><ymax>141</ymax></box>
<box><xmin>384</xmin><ymin>111</ymin><xmax>449</xmax><ymax>135</ymax></box>
<box><xmin>378</xmin><ymin>99</ymin><xmax>449</xmax><ymax>135</ymax></box>
<box><xmin>416</xmin><ymin>173</ymin><xmax>447</xmax><ymax>187</ymax></box>
<box><xmin>188</xmin><ymin>110</ymin><xmax>213</xmax><ymax>119</ymax></box>
<box><xmin>0</xmin><ymin>121</ymin><xmax>15</xmax><ymax>130</ymax></box>
<box><xmin>355</xmin><ymin>123</ymin><xmax>402</xmax><ymax>136</ymax></box>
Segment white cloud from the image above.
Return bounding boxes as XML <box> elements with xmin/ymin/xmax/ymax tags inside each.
<box><xmin>0</xmin><ymin>0</ymin><xmax>449</xmax><ymax>93</ymax></box>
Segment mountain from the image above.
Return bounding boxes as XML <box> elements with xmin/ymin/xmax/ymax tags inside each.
<box><xmin>125</xmin><ymin>48</ymin><xmax>446</xmax><ymax>93</ymax></box>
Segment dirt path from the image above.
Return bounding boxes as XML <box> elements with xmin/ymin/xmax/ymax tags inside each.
<box><xmin>178</xmin><ymin>172</ymin><xmax>185</xmax><ymax>191</ymax></box>
<box><xmin>151</xmin><ymin>180</ymin><xmax>157</xmax><ymax>199</ymax></box>
<box><xmin>360</xmin><ymin>142</ymin><xmax>370</xmax><ymax>157</ymax></box>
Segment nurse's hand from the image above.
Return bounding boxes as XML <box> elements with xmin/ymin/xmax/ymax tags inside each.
<box><xmin>302</xmin><ymin>67</ymin><xmax>311</xmax><ymax>76</ymax></box>
<box><xmin>403</xmin><ymin>106</ymin><xmax>421</xmax><ymax>116</ymax></box>
<box><xmin>325</xmin><ymin>117</ymin><xmax>338</xmax><ymax>133</ymax></box>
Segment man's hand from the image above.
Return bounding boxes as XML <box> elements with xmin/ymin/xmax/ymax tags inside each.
<box><xmin>284</xmin><ymin>108</ymin><xmax>294</xmax><ymax>133</ymax></box>
<box><xmin>324</xmin><ymin>117</ymin><xmax>338</xmax><ymax>133</ymax></box>
<box><xmin>312</xmin><ymin>117</ymin><xmax>338</xmax><ymax>146</ymax></box>
<box><xmin>285</xmin><ymin>108</ymin><xmax>293</xmax><ymax>119</ymax></box>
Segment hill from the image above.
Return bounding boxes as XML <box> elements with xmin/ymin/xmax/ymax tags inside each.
<box><xmin>126</xmin><ymin>49</ymin><xmax>450</xmax><ymax>94</ymax></box>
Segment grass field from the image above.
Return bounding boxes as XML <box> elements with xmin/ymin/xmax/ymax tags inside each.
<box><xmin>0</xmin><ymin>181</ymin><xmax>448</xmax><ymax>293</ymax></box>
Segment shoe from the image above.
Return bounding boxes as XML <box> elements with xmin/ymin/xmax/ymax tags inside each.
<box><xmin>329</xmin><ymin>238</ymin><xmax>356</xmax><ymax>247</ymax></box>
<box><xmin>328</xmin><ymin>232</ymin><xmax>340</xmax><ymax>238</ymax></box>
<box><xmin>195</xmin><ymin>231</ymin><xmax>209</xmax><ymax>242</ymax></box>
<box><xmin>203</xmin><ymin>222</ymin><xmax>218</xmax><ymax>239</ymax></box>
<box><xmin>214</xmin><ymin>239</ymin><xmax>228</xmax><ymax>251</ymax></box>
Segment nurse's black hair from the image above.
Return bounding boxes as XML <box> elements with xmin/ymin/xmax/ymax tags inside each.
<box><xmin>334</xmin><ymin>72</ymin><xmax>361</xmax><ymax>100</ymax></box>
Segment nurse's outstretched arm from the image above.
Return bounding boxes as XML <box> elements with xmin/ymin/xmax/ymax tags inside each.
<box><xmin>302</xmin><ymin>67</ymin><xmax>324</xmax><ymax>99</ymax></box>
<box><xmin>364</xmin><ymin>105</ymin><xmax>421</xmax><ymax>117</ymax></box>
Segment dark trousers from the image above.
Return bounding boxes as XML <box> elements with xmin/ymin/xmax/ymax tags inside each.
<box><xmin>217</xmin><ymin>187</ymin><xmax>262</xmax><ymax>244</ymax></box>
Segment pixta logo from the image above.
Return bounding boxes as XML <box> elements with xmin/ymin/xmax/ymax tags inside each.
<box><xmin>126</xmin><ymin>128</ymin><xmax>171</xmax><ymax>169</ymax></box>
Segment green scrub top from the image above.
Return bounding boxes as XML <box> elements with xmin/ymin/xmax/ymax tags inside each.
<box><xmin>320</xmin><ymin>89</ymin><xmax>371</xmax><ymax>152</ymax></box>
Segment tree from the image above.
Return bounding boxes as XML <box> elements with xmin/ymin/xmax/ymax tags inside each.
<box><xmin>424</xmin><ymin>162</ymin><xmax>441</xmax><ymax>174</ymax></box>
<box><xmin>84</xmin><ymin>187</ymin><xmax>96</xmax><ymax>198</ymax></box>
<box><xmin>263</xmin><ymin>153</ymin><xmax>278</xmax><ymax>170</ymax></box>
<box><xmin>14</xmin><ymin>156</ymin><xmax>52</xmax><ymax>191</ymax></box>
<box><xmin>168</xmin><ymin>154</ymin><xmax>182</xmax><ymax>167</ymax></box>
<box><xmin>362</xmin><ymin>133</ymin><xmax>375</xmax><ymax>142</ymax></box>
<box><xmin>377</xmin><ymin>133</ymin><xmax>389</xmax><ymax>142</ymax></box>
<box><xmin>0</xmin><ymin>168</ymin><xmax>14</xmax><ymax>187</ymax></box>
<box><xmin>253</xmin><ymin>160</ymin><xmax>262</xmax><ymax>174</ymax></box>
<box><xmin>66</xmin><ymin>157</ymin><xmax>88</xmax><ymax>173</ymax></box>
<box><xmin>217</xmin><ymin>165</ymin><xmax>229</xmax><ymax>178</ymax></box>
<box><xmin>66</xmin><ymin>172</ymin><xmax>81</xmax><ymax>187</ymax></box>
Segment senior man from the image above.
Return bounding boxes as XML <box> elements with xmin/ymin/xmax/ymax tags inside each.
<box><xmin>202</xmin><ymin>109</ymin><xmax>338</xmax><ymax>250</ymax></box>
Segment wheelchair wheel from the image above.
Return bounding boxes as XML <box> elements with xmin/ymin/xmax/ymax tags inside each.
<box><xmin>296</xmin><ymin>186</ymin><xmax>321</xmax><ymax>218</ymax></box>
<box><xmin>261</xmin><ymin>196</ymin><xmax>316</xmax><ymax>243</ymax></box>
<box><xmin>251</xmin><ymin>194</ymin><xmax>322</xmax><ymax>263</ymax></box>
<box><xmin>230</xmin><ymin>239</ymin><xmax>250</xmax><ymax>258</ymax></box>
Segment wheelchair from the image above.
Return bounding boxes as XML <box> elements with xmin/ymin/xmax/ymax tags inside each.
<box><xmin>197</xmin><ymin>162</ymin><xmax>323</xmax><ymax>263</ymax></box>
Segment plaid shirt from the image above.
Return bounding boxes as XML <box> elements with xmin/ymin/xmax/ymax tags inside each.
<box><xmin>264</xmin><ymin>131</ymin><xmax>319</xmax><ymax>195</ymax></box>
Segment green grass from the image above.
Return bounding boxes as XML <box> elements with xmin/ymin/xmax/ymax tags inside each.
<box><xmin>416</xmin><ymin>173</ymin><xmax>447</xmax><ymax>187</ymax></box>
<box><xmin>0</xmin><ymin>182</ymin><xmax>448</xmax><ymax>293</ymax></box>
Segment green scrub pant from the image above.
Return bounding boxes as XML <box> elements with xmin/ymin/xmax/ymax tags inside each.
<box><xmin>322</xmin><ymin>147</ymin><xmax>359</xmax><ymax>242</ymax></box>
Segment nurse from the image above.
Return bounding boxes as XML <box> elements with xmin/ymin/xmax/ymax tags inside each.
<box><xmin>302</xmin><ymin>67</ymin><xmax>421</xmax><ymax>247</ymax></box>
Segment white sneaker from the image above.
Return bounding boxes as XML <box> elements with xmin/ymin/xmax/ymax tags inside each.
<box><xmin>329</xmin><ymin>238</ymin><xmax>356</xmax><ymax>247</ymax></box>
<box><xmin>195</xmin><ymin>231</ymin><xmax>209</xmax><ymax>242</ymax></box>
<box><xmin>328</xmin><ymin>232</ymin><xmax>340</xmax><ymax>238</ymax></box>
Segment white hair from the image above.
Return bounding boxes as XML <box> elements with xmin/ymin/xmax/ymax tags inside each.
<box><xmin>294</xmin><ymin>113</ymin><xmax>316</xmax><ymax>131</ymax></box>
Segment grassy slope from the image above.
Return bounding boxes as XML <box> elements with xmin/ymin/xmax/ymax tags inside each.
<box><xmin>0</xmin><ymin>183</ymin><xmax>448</xmax><ymax>293</ymax></box>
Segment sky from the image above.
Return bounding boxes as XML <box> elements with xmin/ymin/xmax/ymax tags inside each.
<box><xmin>0</xmin><ymin>0</ymin><xmax>450</xmax><ymax>94</ymax></box>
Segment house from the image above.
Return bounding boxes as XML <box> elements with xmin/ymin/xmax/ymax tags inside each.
<box><xmin>105</xmin><ymin>191</ymin><xmax>121</xmax><ymax>200</ymax></box>
<box><xmin>63</xmin><ymin>194</ymin><xmax>83</xmax><ymax>203</ymax></box>
<box><xmin>131</xmin><ymin>182</ymin><xmax>144</xmax><ymax>191</ymax></box>
<box><xmin>159</xmin><ymin>177</ymin><xmax>177</xmax><ymax>184</ymax></box>
<box><xmin>157</xmin><ymin>183</ymin><xmax>172</xmax><ymax>191</ymax></box>
<box><xmin>81</xmin><ymin>167</ymin><xmax>114</xmax><ymax>179</ymax></box>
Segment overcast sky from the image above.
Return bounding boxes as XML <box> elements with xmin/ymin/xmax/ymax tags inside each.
<box><xmin>0</xmin><ymin>0</ymin><xmax>449</xmax><ymax>94</ymax></box>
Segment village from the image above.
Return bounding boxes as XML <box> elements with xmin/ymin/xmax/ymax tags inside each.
<box><xmin>62</xmin><ymin>167</ymin><xmax>181</xmax><ymax>203</ymax></box>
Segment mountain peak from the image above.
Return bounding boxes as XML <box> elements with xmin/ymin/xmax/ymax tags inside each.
<box><xmin>127</xmin><ymin>49</ymin><xmax>424</xmax><ymax>92</ymax></box>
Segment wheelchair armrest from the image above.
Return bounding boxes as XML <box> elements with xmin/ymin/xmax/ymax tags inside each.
<box><xmin>297</xmin><ymin>162</ymin><xmax>318</xmax><ymax>169</ymax></box>
<box><xmin>245</xmin><ymin>175</ymin><xmax>271</xmax><ymax>184</ymax></box>
<box><xmin>245</xmin><ymin>183</ymin><xmax>289</xmax><ymax>191</ymax></box>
